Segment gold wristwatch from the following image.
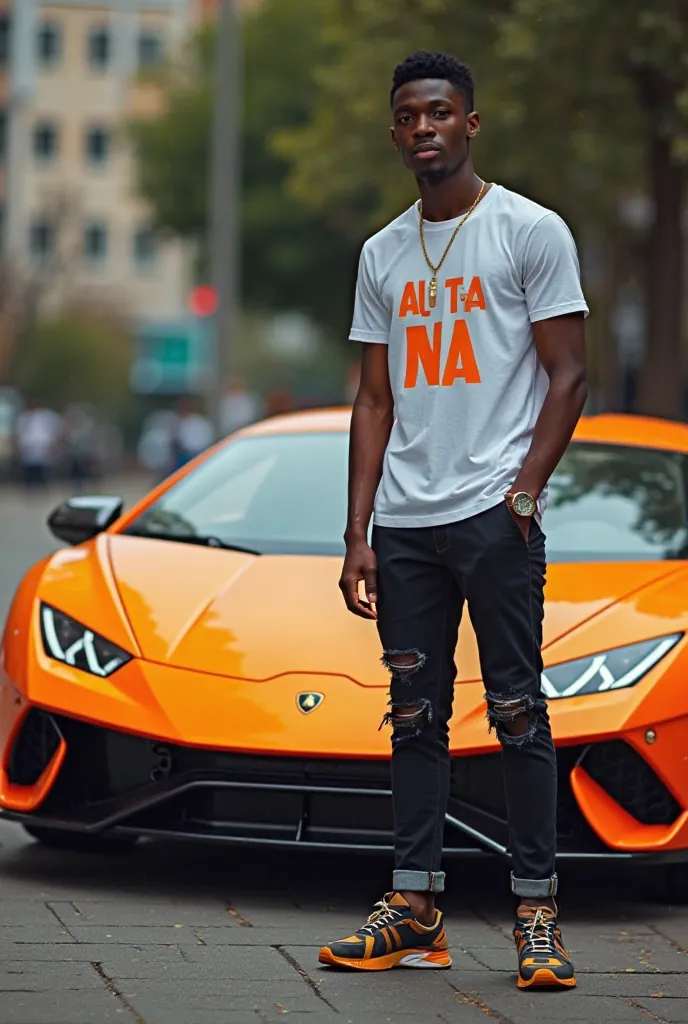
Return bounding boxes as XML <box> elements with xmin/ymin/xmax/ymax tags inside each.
<box><xmin>506</xmin><ymin>491</ymin><xmax>537</xmax><ymax>518</ymax></box>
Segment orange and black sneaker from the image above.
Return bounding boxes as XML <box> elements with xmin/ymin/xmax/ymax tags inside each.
<box><xmin>318</xmin><ymin>892</ymin><xmax>451</xmax><ymax>971</ymax></box>
<box><xmin>514</xmin><ymin>905</ymin><xmax>576</xmax><ymax>989</ymax></box>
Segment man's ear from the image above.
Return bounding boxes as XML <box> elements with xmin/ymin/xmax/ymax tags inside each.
<box><xmin>466</xmin><ymin>111</ymin><xmax>480</xmax><ymax>138</ymax></box>
<box><xmin>390</xmin><ymin>126</ymin><xmax>399</xmax><ymax>150</ymax></box>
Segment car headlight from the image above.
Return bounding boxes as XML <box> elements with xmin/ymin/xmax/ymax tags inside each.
<box><xmin>541</xmin><ymin>634</ymin><xmax>682</xmax><ymax>699</ymax></box>
<box><xmin>40</xmin><ymin>604</ymin><xmax>131</xmax><ymax>677</ymax></box>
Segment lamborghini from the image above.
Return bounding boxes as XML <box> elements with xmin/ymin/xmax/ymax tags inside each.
<box><xmin>1</xmin><ymin>409</ymin><xmax>688</xmax><ymax>880</ymax></box>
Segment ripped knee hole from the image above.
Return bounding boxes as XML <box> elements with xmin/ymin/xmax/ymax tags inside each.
<box><xmin>379</xmin><ymin>697</ymin><xmax>433</xmax><ymax>738</ymax></box>
<box><xmin>381</xmin><ymin>648</ymin><xmax>427</xmax><ymax>679</ymax></box>
<box><xmin>484</xmin><ymin>692</ymin><xmax>546</xmax><ymax>747</ymax></box>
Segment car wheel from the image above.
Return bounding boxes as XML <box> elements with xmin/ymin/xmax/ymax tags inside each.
<box><xmin>22</xmin><ymin>825</ymin><xmax>138</xmax><ymax>853</ymax></box>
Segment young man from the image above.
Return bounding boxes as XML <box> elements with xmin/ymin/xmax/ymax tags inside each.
<box><xmin>319</xmin><ymin>51</ymin><xmax>588</xmax><ymax>990</ymax></box>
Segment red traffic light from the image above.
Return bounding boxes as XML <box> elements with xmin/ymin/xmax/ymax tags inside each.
<box><xmin>188</xmin><ymin>284</ymin><xmax>219</xmax><ymax>317</ymax></box>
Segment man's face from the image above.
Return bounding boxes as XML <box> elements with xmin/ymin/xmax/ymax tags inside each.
<box><xmin>390</xmin><ymin>78</ymin><xmax>479</xmax><ymax>181</ymax></box>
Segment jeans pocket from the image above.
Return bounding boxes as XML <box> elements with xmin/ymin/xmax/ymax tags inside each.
<box><xmin>502</xmin><ymin>500</ymin><xmax>531</xmax><ymax>545</ymax></box>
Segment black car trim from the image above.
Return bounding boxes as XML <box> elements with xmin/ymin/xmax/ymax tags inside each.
<box><xmin>7</xmin><ymin>808</ymin><xmax>684</xmax><ymax>861</ymax></box>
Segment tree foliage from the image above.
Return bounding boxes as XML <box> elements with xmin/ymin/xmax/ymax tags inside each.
<box><xmin>277</xmin><ymin>0</ymin><xmax>688</xmax><ymax>416</ymax></box>
<box><xmin>16</xmin><ymin>309</ymin><xmax>133</xmax><ymax>416</ymax></box>
<box><xmin>278</xmin><ymin>0</ymin><xmax>687</xmax><ymax>232</ymax></box>
<box><xmin>130</xmin><ymin>0</ymin><xmax>688</xmax><ymax>414</ymax></box>
<box><xmin>276</xmin><ymin>0</ymin><xmax>643</xmax><ymax>234</ymax></box>
<box><xmin>493</xmin><ymin>0</ymin><xmax>688</xmax><ymax>417</ymax></box>
<box><xmin>129</xmin><ymin>1</ymin><xmax>360</xmax><ymax>338</ymax></box>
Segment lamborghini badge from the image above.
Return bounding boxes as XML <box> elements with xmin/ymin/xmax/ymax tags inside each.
<box><xmin>297</xmin><ymin>692</ymin><xmax>324</xmax><ymax>714</ymax></box>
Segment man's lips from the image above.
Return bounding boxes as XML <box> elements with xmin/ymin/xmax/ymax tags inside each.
<box><xmin>413</xmin><ymin>144</ymin><xmax>442</xmax><ymax>160</ymax></box>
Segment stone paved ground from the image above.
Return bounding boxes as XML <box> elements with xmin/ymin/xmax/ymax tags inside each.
<box><xmin>0</xmin><ymin>832</ymin><xmax>686</xmax><ymax>1024</ymax></box>
<box><xmin>1</xmin><ymin>477</ymin><xmax>688</xmax><ymax>1023</ymax></box>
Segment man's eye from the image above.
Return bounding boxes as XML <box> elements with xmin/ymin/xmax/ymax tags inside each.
<box><xmin>434</xmin><ymin>110</ymin><xmax>450</xmax><ymax>119</ymax></box>
<box><xmin>399</xmin><ymin>115</ymin><xmax>413</xmax><ymax>125</ymax></box>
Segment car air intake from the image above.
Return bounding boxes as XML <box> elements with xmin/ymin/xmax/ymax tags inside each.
<box><xmin>581</xmin><ymin>740</ymin><xmax>681</xmax><ymax>825</ymax></box>
<box><xmin>7</xmin><ymin>709</ymin><xmax>61</xmax><ymax>786</ymax></box>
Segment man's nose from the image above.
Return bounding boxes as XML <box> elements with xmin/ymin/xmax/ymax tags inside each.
<box><xmin>412</xmin><ymin>116</ymin><xmax>436</xmax><ymax>137</ymax></box>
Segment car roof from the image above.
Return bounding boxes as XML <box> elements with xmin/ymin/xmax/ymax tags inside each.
<box><xmin>239</xmin><ymin>408</ymin><xmax>688</xmax><ymax>453</ymax></box>
<box><xmin>573</xmin><ymin>414</ymin><xmax>688</xmax><ymax>451</ymax></box>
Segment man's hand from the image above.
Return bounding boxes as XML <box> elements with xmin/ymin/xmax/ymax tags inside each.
<box><xmin>505</xmin><ymin>500</ymin><xmax>531</xmax><ymax>542</ymax></box>
<box><xmin>339</xmin><ymin>537</ymin><xmax>378</xmax><ymax>619</ymax></box>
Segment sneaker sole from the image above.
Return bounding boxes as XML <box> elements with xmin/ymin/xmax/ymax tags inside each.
<box><xmin>518</xmin><ymin>968</ymin><xmax>577</xmax><ymax>989</ymax></box>
<box><xmin>318</xmin><ymin>947</ymin><xmax>452</xmax><ymax>971</ymax></box>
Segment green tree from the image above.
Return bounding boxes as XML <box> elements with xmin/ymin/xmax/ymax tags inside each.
<box><xmin>277</xmin><ymin>0</ymin><xmax>688</xmax><ymax>417</ymax></box>
<box><xmin>496</xmin><ymin>1</ymin><xmax>688</xmax><ymax>418</ymax></box>
<box><xmin>16</xmin><ymin>308</ymin><xmax>133</xmax><ymax>417</ymax></box>
<box><xmin>129</xmin><ymin>1</ymin><xmax>359</xmax><ymax>339</ymax></box>
<box><xmin>275</xmin><ymin>0</ymin><xmax>641</xmax><ymax>240</ymax></box>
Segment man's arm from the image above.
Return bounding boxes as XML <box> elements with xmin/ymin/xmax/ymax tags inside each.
<box><xmin>339</xmin><ymin>343</ymin><xmax>394</xmax><ymax>619</ymax></box>
<box><xmin>509</xmin><ymin>311</ymin><xmax>587</xmax><ymax>529</ymax></box>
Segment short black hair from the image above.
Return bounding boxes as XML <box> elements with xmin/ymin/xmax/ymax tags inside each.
<box><xmin>391</xmin><ymin>51</ymin><xmax>474</xmax><ymax>111</ymax></box>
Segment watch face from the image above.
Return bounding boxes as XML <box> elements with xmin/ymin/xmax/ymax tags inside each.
<box><xmin>512</xmin><ymin>492</ymin><xmax>536</xmax><ymax>517</ymax></box>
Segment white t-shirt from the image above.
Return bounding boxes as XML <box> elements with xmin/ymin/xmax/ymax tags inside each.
<box><xmin>349</xmin><ymin>184</ymin><xmax>589</xmax><ymax>528</ymax></box>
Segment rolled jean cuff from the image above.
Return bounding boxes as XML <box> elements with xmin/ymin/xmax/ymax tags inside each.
<box><xmin>511</xmin><ymin>872</ymin><xmax>558</xmax><ymax>898</ymax></box>
<box><xmin>393</xmin><ymin>870</ymin><xmax>445</xmax><ymax>893</ymax></box>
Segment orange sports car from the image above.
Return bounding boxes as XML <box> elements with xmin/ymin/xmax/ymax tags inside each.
<box><xmin>1</xmin><ymin>410</ymin><xmax>688</xmax><ymax>882</ymax></box>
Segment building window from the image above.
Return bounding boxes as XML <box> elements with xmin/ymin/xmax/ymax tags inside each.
<box><xmin>0</xmin><ymin>16</ymin><xmax>10</xmax><ymax>68</ymax></box>
<box><xmin>85</xmin><ymin>126</ymin><xmax>110</xmax><ymax>166</ymax></box>
<box><xmin>88</xmin><ymin>26</ymin><xmax>111</xmax><ymax>70</ymax></box>
<box><xmin>133</xmin><ymin>226</ymin><xmax>158</xmax><ymax>268</ymax></box>
<box><xmin>84</xmin><ymin>221</ymin><xmax>108</xmax><ymax>264</ymax></box>
<box><xmin>33</xmin><ymin>121</ymin><xmax>59</xmax><ymax>163</ymax></box>
<box><xmin>30</xmin><ymin>218</ymin><xmax>56</xmax><ymax>263</ymax></box>
<box><xmin>37</xmin><ymin>20</ymin><xmax>62</xmax><ymax>67</ymax></box>
<box><xmin>138</xmin><ymin>30</ymin><xmax>164</xmax><ymax>68</ymax></box>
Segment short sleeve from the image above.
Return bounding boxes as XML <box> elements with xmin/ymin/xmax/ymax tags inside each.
<box><xmin>349</xmin><ymin>243</ymin><xmax>391</xmax><ymax>344</ymax></box>
<box><xmin>523</xmin><ymin>213</ymin><xmax>589</xmax><ymax>323</ymax></box>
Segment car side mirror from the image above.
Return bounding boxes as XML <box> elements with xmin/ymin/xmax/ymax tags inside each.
<box><xmin>47</xmin><ymin>496</ymin><xmax>124</xmax><ymax>546</ymax></box>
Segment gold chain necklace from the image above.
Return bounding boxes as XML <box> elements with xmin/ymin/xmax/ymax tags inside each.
<box><xmin>418</xmin><ymin>180</ymin><xmax>486</xmax><ymax>308</ymax></box>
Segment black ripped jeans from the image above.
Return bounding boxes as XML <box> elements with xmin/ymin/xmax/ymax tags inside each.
<box><xmin>373</xmin><ymin>500</ymin><xmax>557</xmax><ymax>900</ymax></box>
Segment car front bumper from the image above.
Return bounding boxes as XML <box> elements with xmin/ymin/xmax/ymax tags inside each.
<box><xmin>1</xmin><ymin>706</ymin><xmax>687</xmax><ymax>864</ymax></box>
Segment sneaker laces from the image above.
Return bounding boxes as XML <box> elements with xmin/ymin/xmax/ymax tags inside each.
<box><xmin>360</xmin><ymin>896</ymin><xmax>404</xmax><ymax>936</ymax></box>
<box><xmin>522</xmin><ymin>908</ymin><xmax>557</xmax><ymax>955</ymax></box>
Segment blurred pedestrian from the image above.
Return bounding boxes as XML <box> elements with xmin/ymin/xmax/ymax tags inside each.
<box><xmin>137</xmin><ymin>410</ymin><xmax>176</xmax><ymax>484</ymax></box>
<box><xmin>219</xmin><ymin>376</ymin><xmax>263</xmax><ymax>437</ymax></box>
<box><xmin>61</xmin><ymin>404</ymin><xmax>103</xmax><ymax>491</ymax></box>
<box><xmin>14</xmin><ymin>397</ymin><xmax>61</xmax><ymax>490</ymax></box>
<box><xmin>322</xmin><ymin>50</ymin><xmax>588</xmax><ymax>991</ymax></box>
<box><xmin>0</xmin><ymin>387</ymin><xmax>22</xmax><ymax>481</ymax></box>
<box><xmin>170</xmin><ymin>397</ymin><xmax>214</xmax><ymax>471</ymax></box>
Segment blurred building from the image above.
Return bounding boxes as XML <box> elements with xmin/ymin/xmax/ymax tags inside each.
<box><xmin>0</xmin><ymin>0</ymin><xmax>256</xmax><ymax>399</ymax></box>
<box><xmin>0</xmin><ymin>4</ymin><xmax>9</xmax><ymax>247</ymax></box>
<box><xmin>0</xmin><ymin>0</ymin><xmax>237</xmax><ymax>397</ymax></box>
<box><xmin>3</xmin><ymin>0</ymin><xmax>197</xmax><ymax>325</ymax></box>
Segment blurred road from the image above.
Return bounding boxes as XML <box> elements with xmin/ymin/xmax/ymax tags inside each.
<box><xmin>0</xmin><ymin>474</ymin><xmax>149</xmax><ymax>624</ymax></box>
<box><xmin>1</xmin><ymin>479</ymin><xmax>688</xmax><ymax>1023</ymax></box>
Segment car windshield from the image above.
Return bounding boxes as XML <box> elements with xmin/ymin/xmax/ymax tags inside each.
<box><xmin>544</xmin><ymin>441</ymin><xmax>688</xmax><ymax>562</ymax></box>
<box><xmin>125</xmin><ymin>434</ymin><xmax>688</xmax><ymax>562</ymax></box>
<box><xmin>126</xmin><ymin>432</ymin><xmax>350</xmax><ymax>556</ymax></box>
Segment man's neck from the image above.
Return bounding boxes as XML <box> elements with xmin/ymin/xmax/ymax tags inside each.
<box><xmin>417</xmin><ymin>166</ymin><xmax>484</xmax><ymax>223</ymax></box>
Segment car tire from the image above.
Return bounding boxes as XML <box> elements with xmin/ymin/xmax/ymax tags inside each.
<box><xmin>22</xmin><ymin>825</ymin><xmax>138</xmax><ymax>853</ymax></box>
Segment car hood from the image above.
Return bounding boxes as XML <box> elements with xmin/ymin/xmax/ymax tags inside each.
<box><xmin>73</xmin><ymin>535</ymin><xmax>688</xmax><ymax>686</ymax></box>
